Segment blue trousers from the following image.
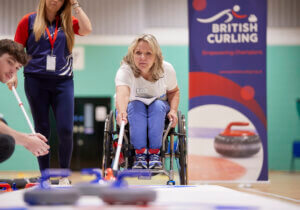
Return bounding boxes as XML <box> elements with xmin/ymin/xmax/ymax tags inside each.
<box><xmin>127</xmin><ymin>100</ymin><xmax>170</xmax><ymax>150</ymax></box>
<box><xmin>24</xmin><ymin>75</ymin><xmax>74</xmax><ymax>171</ymax></box>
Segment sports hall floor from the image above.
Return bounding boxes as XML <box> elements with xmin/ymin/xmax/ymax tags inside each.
<box><xmin>0</xmin><ymin>170</ymin><xmax>299</xmax><ymax>209</ymax></box>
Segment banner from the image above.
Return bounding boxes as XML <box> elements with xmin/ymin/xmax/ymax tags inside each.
<box><xmin>188</xmin><ymin>0</ymin><xmax>267</xmax><ymax>181</ymax></box>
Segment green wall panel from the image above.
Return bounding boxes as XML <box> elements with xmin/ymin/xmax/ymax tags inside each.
<box><xmin>267</xmin><ymin>46</ymin><xmax>300</xmax><ymax>170</ymax></box>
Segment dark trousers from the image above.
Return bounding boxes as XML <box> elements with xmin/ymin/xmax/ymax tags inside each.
<box><xmin>25</xmin><ymin>75</ymin><xmax>74</xmax><ymax>171</ymax></box>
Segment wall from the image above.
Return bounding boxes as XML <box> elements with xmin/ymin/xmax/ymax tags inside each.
<box><xmin>267</xmin><ymin>46</ymin><xmax>300</xmax><ymax>170</ymax></box>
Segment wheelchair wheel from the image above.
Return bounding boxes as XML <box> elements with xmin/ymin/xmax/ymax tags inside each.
<box><xmin>177</xmin><ymin>111</ymin><xmax>188</xmax><ymax>185</ymax></box>
<box><xmin>102</xmin><ymin>110</ymin><xmax>114</xmax><ymax>176</ymax></box>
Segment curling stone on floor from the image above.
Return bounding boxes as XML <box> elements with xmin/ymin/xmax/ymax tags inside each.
<box><xmin>11</xmin><ymin>178</ymin><xmax>28</xmax><ymax>189</ymax></box>
<box><xmin>74</xmin><ymin>168</ymin><xmax>110</xmax><ymax>196</ymax></box>
<box><xmin>214</xmin><ymin>122</ymin><xmax>261</xmax><ymax>158</ymax></box>
<box><xmin>0</xmin><ymin>179</ymin><xmax>13</xmax><ymax>186</ymax></box>
<box><xmin>24</xmin><ymin>169</ymin><xmax>80</xmax><ymax>205</ymax></box>
<box><xmin>99</xmin><ymin>169</ymin><xmax>156</xmax><ymax>205</ymax></box>
<box><xmin>0</xmin><ymin>177</ymin><xmax>39</xmax><ymax>190</ymax></box>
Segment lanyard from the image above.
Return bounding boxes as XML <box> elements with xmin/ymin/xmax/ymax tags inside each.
<box><xmin>45</xmin><ymin>16</ymin><xmax>59</xmax><ymax>54</ymax></box>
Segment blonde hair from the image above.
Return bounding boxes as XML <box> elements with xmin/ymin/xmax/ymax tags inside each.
<box><xmin>123</xmin><ymin>34</ymin><xmax>164</xmax><ymax>82</ymax></box>
<box><xmin>33</xmin><ymin>0</ymin><xmax>74</xmax><ymax>52</ymax></box>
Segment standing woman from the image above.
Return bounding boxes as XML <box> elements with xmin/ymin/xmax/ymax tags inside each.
<box><xmin>11</xmin><ymin>0</ymin><xmax>92</xmax><ymax>184</ymax></box>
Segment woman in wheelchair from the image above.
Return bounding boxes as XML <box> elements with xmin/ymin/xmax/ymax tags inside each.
<box><xmin>115</xmin><ymin>34</ymin><xmax>180</xmax><ymax>170</ymax></box>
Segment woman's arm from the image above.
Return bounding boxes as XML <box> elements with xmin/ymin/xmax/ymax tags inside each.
<box><xmin>167</xmin><ymin>86</ymin><xmax>180</xmax><ymax>127</ymax></box>
<box><xmin>116</xmin><ymin>85</ymin><xmax>130</xmax><ymax>125</ymax></box>
<box><xmin>71</xmin><ymin>0</ymin><xmax>92</xmax><ymax>35</ymax></box>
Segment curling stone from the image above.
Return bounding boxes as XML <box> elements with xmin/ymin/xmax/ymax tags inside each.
<box><xmin>24</xmin><ymin>169</ymin><xmax>80</xmax><ymax>205</ymax></box>
<box><xmin>74</xmin><ymin>168</ymin><xmax>109</xmax><ymax>196</ymax></box>
<box><xmin>99</xmin><ymin>169</ymin><xmax>156</xmax><ymax>205</ymax></box>
<box><xmin>11</xmin><ymin>178</ymin><xmax>28</xmax><ymax>189</ymax></box>
<box><xmin>0</xmin><ymin>177</ymin><xmax>39</xmax><ymax>190</ymax></box>
<box><xmin>28</xmin><ymin>177</ymin><xmax>39</xmax><ymax>183</ymax></box>
<box><xmin>214</xmin><ymin>122</ymin><xmax>261</xmax><ymax>158</ymax></box>
<box><xmin>0</xmin><ymin>179</ymin><xmax>13</xmax><ymax>186</ymax></box>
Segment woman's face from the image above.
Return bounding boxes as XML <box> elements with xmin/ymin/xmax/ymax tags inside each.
<box><xmin>45</xmin><ymin>0</ymin><xmax>65</xmax><ymax>14</ymax></box>
<box><xmin>133</xmin><ymin>41</ymin><xmax>155</xmax><ymax>75</ymax></box>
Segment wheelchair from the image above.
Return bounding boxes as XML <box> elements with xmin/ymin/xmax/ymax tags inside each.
<box><xmin>102</xmin><ymin>110</ymin><xmax>188</xmax><ymax>185</ymax></box>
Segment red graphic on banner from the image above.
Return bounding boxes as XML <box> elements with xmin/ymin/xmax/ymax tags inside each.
<box><xmin>189</xmin><ymin>72</ymin><xmax>266</xmax><ymax>127</ymax></box>
<box><xmin>189</xmin><ymin>155</ymin><xmax>246</xmax><ymax>180</ymax></box>
<box><xmin>240</xmin><ymin>86</ymin><xmax>255</xmax><ymax>100</ymax></box>
<box><xmin>193</xmin><ymin>0</ymin><xmax>207</xmax><ymax>11</ymax></box>
<box><xmin>232</xmin><ymin>10</ymin><xmax>247</xmax><ymax>19</ymax></box>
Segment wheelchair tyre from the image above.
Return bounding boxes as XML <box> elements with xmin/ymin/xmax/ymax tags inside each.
<box><xmin>177</xmin><ymin>111</ymin><xmax>188</xmax><ymax>185</ymax></box>
<box><xmin>102</xmin><ymin>111</ymin><xmax>114</xmax><ymax>176</ymax></box>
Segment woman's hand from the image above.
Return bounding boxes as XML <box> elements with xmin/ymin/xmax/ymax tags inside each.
<box><xmin>70</xmin><ymin>0</ymin><xmax>92</xmax><ymax>35</ymax></box>
<box><xmin>167</xmin><ymin>109</ymin><xmax>178</xmax><ymax>128</ymax></box>
<box><xmin>167</xmin><ymin>86</ymin><xmax>180</xmax><ymax>128</ymax></box>
<box><xmin>70</xmin><ymin>0</ymin><xmax>78</xmax><ymax>5</ymax></box>
<box><xmin>6</xmin><ymin>75</ymin><xmax>18</xmax><ymax>90</ymax></box>
<box><xmin>116</xmin><ymin>111</ymin><xmax>128</xmax><ymax>126</ymax></box>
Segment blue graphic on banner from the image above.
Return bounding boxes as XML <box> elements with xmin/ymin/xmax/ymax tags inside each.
<box><xmin>188</xmin><ymin>0</ymin><xmax>267</xmax><ymax>181</ymax></box>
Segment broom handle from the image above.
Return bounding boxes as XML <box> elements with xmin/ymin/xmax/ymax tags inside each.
<box><xmin>113</xmin><ymin>120</ymin><xmax>125</xmax><ymax>171</ymax></box>
<box><xmin>12</xmin><ymin>86</ymin><xmax>36</xmax><ymax>134</ymax></box>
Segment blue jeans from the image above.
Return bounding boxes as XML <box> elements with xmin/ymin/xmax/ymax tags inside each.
<box><xmin>127</xmin><ymin>100</ymin><xmax>170</xmax><ymax>150</ymax></box>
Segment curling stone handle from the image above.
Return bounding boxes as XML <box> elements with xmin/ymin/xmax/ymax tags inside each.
<box><xmin>224</xmin><ymin>122</ymin><xmax>249</xmax><ymax>133</ymax></box>
<box><xmin>113</xmin><ymin>169</ymin><xmax>151</xmax><ymax>187</ymax></box>
<box><xmin>0</xmin><ymin>183</ymin><xmax>13</xmax><ymax>192</ymax></box>
<box><xmin>12</xmin><ymin>86</ymin><xmax>36</xmax><ymax>134</ymax></box>
<box><xmin>39</xmin><ymin>169</ymin><xmax>71</xmax><ymax>189</ymax></box>
<box><xmin>81</xmin><ymin>168</ymin><xmax>102</xmax><ymax>183</ymax></box>
<box><xmin>41</xmin><ymin>169</ymin><xmax>71</xmax><ymax>180</ymax></box>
